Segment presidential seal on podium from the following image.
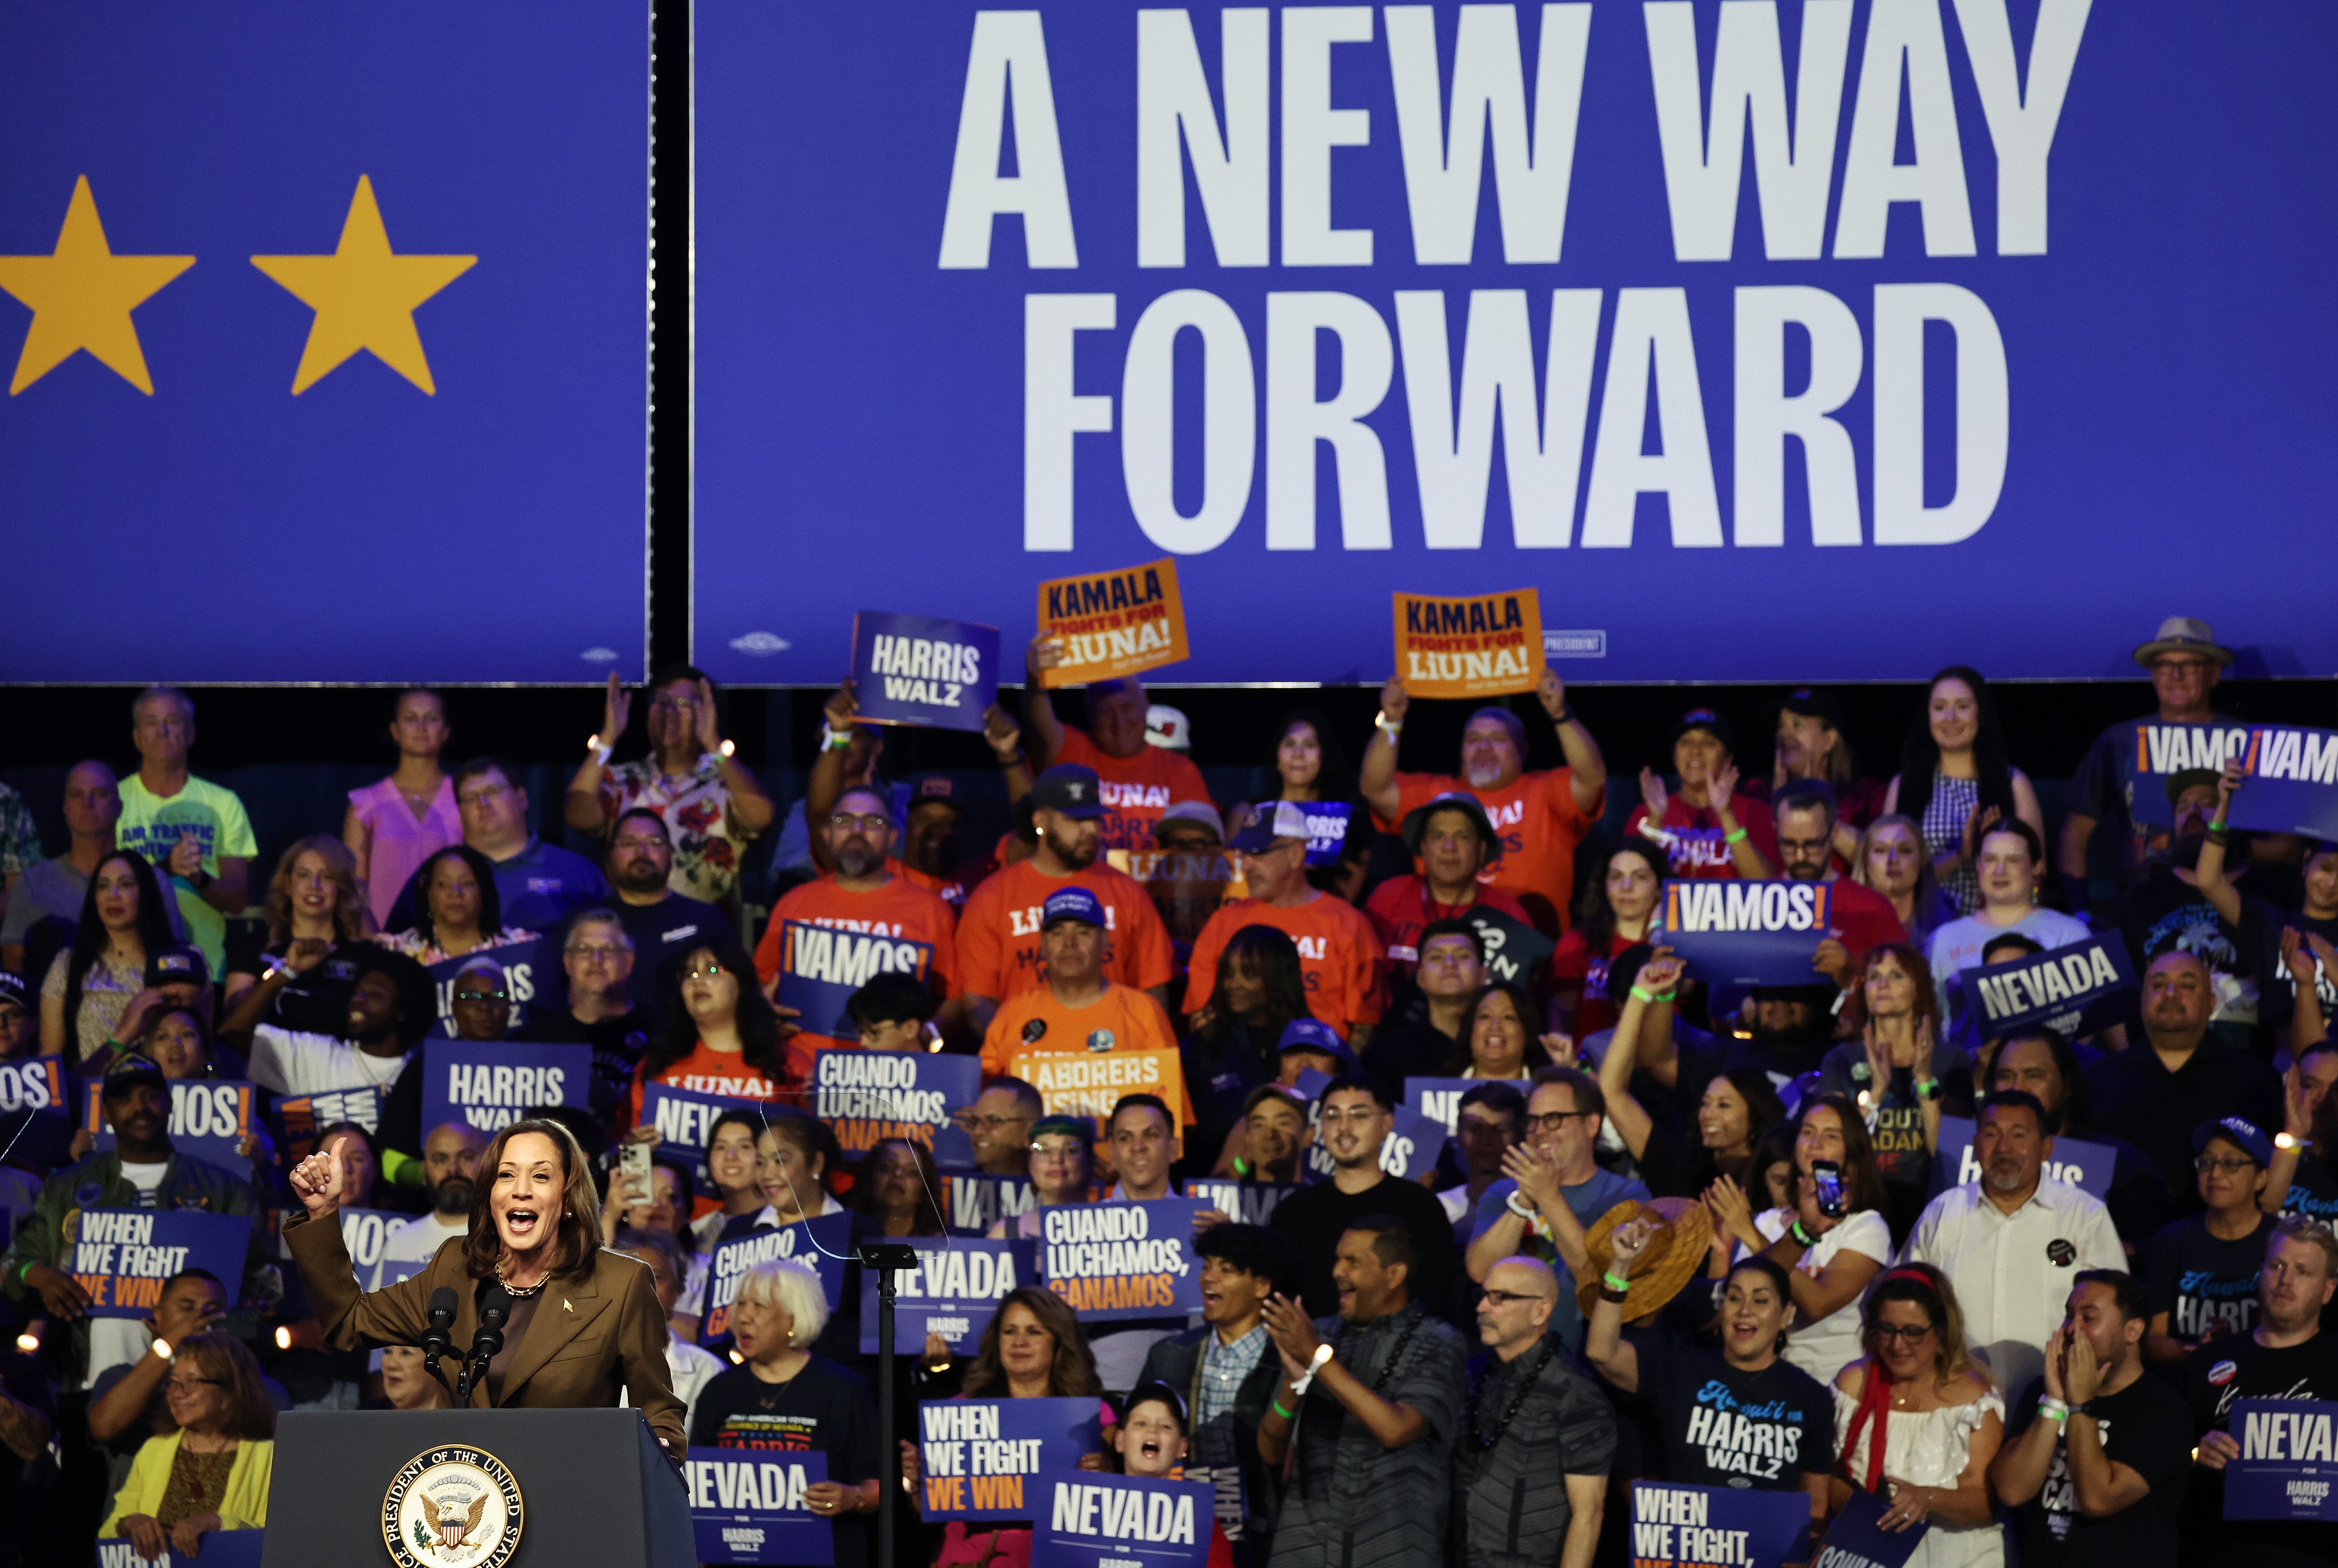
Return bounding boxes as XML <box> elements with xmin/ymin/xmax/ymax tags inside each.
<box><xmin>382</xmin><ymin>1444</ymin><xmax>526</xmax><ymax>1568</ymax></box>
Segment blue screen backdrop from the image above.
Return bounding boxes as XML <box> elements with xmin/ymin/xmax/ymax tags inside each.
<box><xmin>693</xmin><ymin>0</ymin><xmax>2336</xmax><ymax>685</ymax></box>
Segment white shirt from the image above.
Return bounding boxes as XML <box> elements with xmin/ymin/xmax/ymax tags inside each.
<box><xmin>1746</xmin><ymin>1206</ymin><xmax>1893</xmax><ymax>1385</ymax></box>
<box><xmin>1899</xmin><ymin>1177</ymin><xmax>2124</xmax><ymax>1399</ymax></box>
<box><xmin>381</xmin><ymin>1211</ymin><xmax>467</xmax><ymax>1275</ymax></box>
<box><xmin>619</xmin><ymin>1329</ymin><xmax>728</xmax><ymax>1435</ymax></box>
<box><xmin>249</xmin><ymin>1025</ymin><xmax>412</xmax><ymax>1097</ymax></box>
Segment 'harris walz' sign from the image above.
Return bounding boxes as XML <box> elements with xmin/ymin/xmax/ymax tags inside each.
<box><xmin>2223</xmin><ymin>1397</ymin><xmax>2338</xmax><ymax>1522</ymax></box>
<box><xmin>1659</xmin><ymin>881</ymin><xmax>1832</xmax><ymax>987</ymax></box>
<box><xmin>1957</xmin><ymin>933</ymin><xmax>2135</xmax><ymax>1041</ymax></box>
<box><xmin>812</xmin><ymin>1048</ymin><xmax>981</xmax><ymax>1156</ymax></box>
<box><xmin>1031</xmin><ymin>1468</ymin><xmax>1215</xmax><ymax>1568</ymax></box>
<box><xmin>775</xmin><ymin>923</ymin><xmax>934</xmax><ymax>1039</ymax></box>
<box><xmin>850</xmin><ymin>611</ymin><xmax>1001</xmax><ymax>733</ymax></box>
<box><xmin>687</xmin><ymin>1448</ymin><xmax>834</xmax><ymax>1566</ymax></box>
<box><xmin>419</xmin><ymin>1041</ymin><xmax>591</xmax><ymax>1134</ymax></box>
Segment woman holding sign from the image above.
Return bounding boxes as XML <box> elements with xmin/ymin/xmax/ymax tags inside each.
<box><xmin>1830</xmin><ymin>1264</ymin><xmax>2005</xmax><ymax>1567</ymax></box>
<box><xmin>901</xmin><ymin>1287</ymin><xmax>1107</xmax><ymax>1568</ymax></box>
<box><xmin>691</xmin><ymin>1256</ymin><xmax>883</xmax><ymax>1568</ymax></box>
<box><xmin>283</xmin><ymin>1116</ymin><xmax>687</xmax><ymax>1452</ymax></box>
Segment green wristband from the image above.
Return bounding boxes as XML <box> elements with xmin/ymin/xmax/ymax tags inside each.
<box><xmin>1270</xmin><ymin>1398</ymin><xmax>1296</xmax><ymax>1421</ymax></box>
<box><xmin>1724</xmin><ymin>827</ymin><xmax>1749</xmax><ymax>845</ymax></box>
<box><xmin>1602</xmin><ymin>1270</ymin><xmax>1631</xmax><ymax>1294</ymax></box>
<box><xmin>1629</xmin><ymin>985</ymin><xmax>1674</xmax><ymax>1006</ymax></box>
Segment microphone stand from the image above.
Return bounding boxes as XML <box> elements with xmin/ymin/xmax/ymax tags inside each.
<box><xmin>858</xmin><ymin>1241</ymin><xmax>919</xmax><ymax>1568</ymax></box>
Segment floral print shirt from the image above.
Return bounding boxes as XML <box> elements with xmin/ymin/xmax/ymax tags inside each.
<box><xmin>595</xmin><ymin>754</ymin><xmax>759</xmax><ymax>904</ymax></box>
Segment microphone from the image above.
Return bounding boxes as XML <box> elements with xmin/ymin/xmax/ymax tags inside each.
<box><xmin>423</xmin><ymin>1287</ymin><xmax>457</xmax><ymax>1364</ymax></box>
<box><xmin>467</xmin><ymin>1283</ymin><xmax>514</xmax><ymax>1401</ymax></box>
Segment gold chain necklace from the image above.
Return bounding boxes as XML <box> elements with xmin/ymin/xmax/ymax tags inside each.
<box><xmin>495</xmin><ymin>1259</ymin><xmax>549</xmax><ymax>1297</ymax></box>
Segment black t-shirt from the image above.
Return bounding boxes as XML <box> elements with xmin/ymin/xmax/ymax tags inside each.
<box><xmin>1268</xmin><ymin>1172</ymin><xmax>1457</xmax><ymax>1319</ymax></box>
<box><xmin>688</xmin><ymin>1355</ymin><xmax>882</xmax><ymax>1568</ymax></box>
<box><xmin>222</xmin><ymin>932</ymin><xmax>368</xmax><ymax>1036</ymax></box>
<box><xmin>2181</xmin><ymin>1329</ymin><xmax>2338</xmax><ymax>1568</ymax></box>
<box><xmin>510</xmin><ymin>1009</ymin><xmax>651</xmax><ymax>1122</ymax></box>
<box><xmin>1357</xmin><ymin>1016</ymin><xmax>1462</xmax><ymax>1105</ymax></box>
<box><xmin>2084</xmin><ymin>1044</ymin><xmax>2283</xmax><ymax>1216</ymax></box>
<box><xmin>2143</xmin><ymin>1213</ymin><xmax>2275</xmax><ymax>1346</ymax></box>
<box><xmin>609</xmin><ymin>895</ymin><xmax>736</xmax><ymax>1029</ymax></box>
<box><xmin>1815</xmin><ymin>1045</ymin><xmax>1975</xmax><ymax>1191</ymax></box>
<box><xmin>2277</xmin><ymin>1148</ymin><xmax>2338</xmax><ymax>1226</ymax></box>
<box><xmin>2009</xmin><ymin>1370</ymin><xmax>2194</xmax><ymax>1568</ymax></box>
<box><xmin>2110</xmin><ymin>870</ymin><xmax>2291</xmax><ymax>1049</ymax></box>
<box><xmin>1622</xmin><ymin>1333</ymin><xmax>1832</xmax><ymax>1491</ymax></box>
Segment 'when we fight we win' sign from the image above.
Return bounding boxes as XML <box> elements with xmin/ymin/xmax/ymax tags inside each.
<box><xmin>68</xmin><ymin>1209</ymin><xmax>249</xmax><ymax>1318</ymax></box>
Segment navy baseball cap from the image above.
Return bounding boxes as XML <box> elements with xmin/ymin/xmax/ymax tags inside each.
<box><xmin>1277</xmin><ymin>1018</ymin><xmax>1356</xmax><ymax>1072</ymax></box>
<box><xmin>909</xmin><ymin>775</ymin><xmax>968</xmax><ymax>816</ymax></box>
<box><xmin>0</xmin><ymin>971</ymin><xmax>27</xmax><ymax>1012</ymax></box>
<box><xmin>2193</xmin><ymin>1116</ymin><xmax>2272</xmax><ymax>1168</ymax></box>
<box><xmin>1226</xmin><ymin>800</ymin><xmax>1311</xmax><ymax>855</ymax></box>
<box><xmin>100</xmin><ymin>1050</ymin><xmax>168</xmax><ymax>1100</ymax></box>
<box><xmin>1031</xmin><ymin>764</ymin><xmax>1106</xmax><ymax>820</ymax></box>
<box><xmin>145</xmin><ymin>942</ymin><xmax>210</xmax><ymax>989</ymax></box>
<box><xmin>1669</xmin><ymin>707</ymin><xmax>1736</xmax><ymax>752</ymax></box>
<box><xmin>1040</xmin><ymin>887</ymin><xmax>1107</xmax><ymax>930</ymax></box>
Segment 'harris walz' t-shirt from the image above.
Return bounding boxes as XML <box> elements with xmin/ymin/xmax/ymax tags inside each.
<box><xmin>2181</xmin><ymin>1330</ymin><xmax>2338</xmax><ymax>1568</ymax></box>
<box><xmin>687</xmin><ymin>1355</ymin><xmax>881</xmax><ymax>1568</ymax></box>
<box><xmin>1626</xmin><ymin>1332</ymin><xmax>1833</xmax><ymax>1491</ymax></box>
<box><xmin>2010</xmin><ymin>1371</ymin><xmax>2194</xmax><ymax>1568</ymax></box>
<box><xmin>2143</xmin><ymin>1213</ymin><xmax>2274</xmax><ymax>1347</ymax></box>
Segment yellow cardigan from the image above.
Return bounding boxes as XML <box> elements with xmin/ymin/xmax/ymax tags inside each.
<box><xmin>100</xmin><ymin>1430</ymin><xmax>274</xmax><ymax>1535</ymax></box>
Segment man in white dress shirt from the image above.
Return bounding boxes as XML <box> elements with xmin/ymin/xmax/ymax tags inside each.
<box><xmin>1902</xmin><ymin>1090</ymin><xmax>2124</xmax><ymax>1398</ymax></box>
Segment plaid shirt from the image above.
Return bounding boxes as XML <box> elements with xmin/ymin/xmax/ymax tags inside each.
<box><xmin>1196</xmin><ymin>1322</ymin><xmax>1269</xmax><ymax>1426</ymax></box>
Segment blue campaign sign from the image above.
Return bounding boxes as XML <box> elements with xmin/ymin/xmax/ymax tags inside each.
<box><xmin>1955</xmin><ymin>932</ymin><xmax>2135</xmax><ymax>1042</ymax></box>
<box><xmin>693</xmin><ymin>1</ymin><xmax>2338</xmax><ymax>688</ymax></box>
<box><xmin>851</xmin><ymin>612</ymin><xmax>1002</xmax><ymax>732</ymax></box>
<box><xmin>773</xmin><ymin>922</ymin><xmax>935</xmax><ymax>1041</ymax></box>
<box><xmin>0</xmin><ymin>1056</ymin><xmax>75</xmax><ymax>1170</ymax></box>
<box><xmin>418</xmin><ymin>1040</ymin><xmax>591</xmax><ymax>1135</ymax></box>
<box><xmin>96</xmin><ymin>1529</ymin><xmax>266</xmax><ymax>1568</ymax></box>
<box><xmin>919</xmin><ymin>1396</ymin><xmax>1105</xmax><ymax>1521</ymax></box>
<box><xmin>271</xmin><ymin>1085</ymin><xmax>383</xmax><ymax>1165</ymax></box>
<box><xmin>687</xmin><ymin>1447</ymin><xmax>834</xmax><ymax>1567</ymax></box>
<box><xmin>1930</xmin><ymin>1115</ymin><xmax>2113</xmax><ymax>1200</ymax></box>
<box><xmin>1182</xmin><ymin>1177</ymin><xmax>1301</xmax><ymax>1228</ymax></box>
<box><xmin>1629</xmin><ymin>1482</ymin><xmax>1809</xmax><ymax>1568</ymax></box>
<box><xmin>421</xmin><ymin>938</ymin><xmax>555</xmax><ymax>1038</ymax></box>
<box><xmin>943</xmin><ymin>1170</ymin><xmax>1036</xmax><ymax>1236</ymax></box>
<box><xmin>1658</xmin><ymin>881</ymin><xmax>1830</xmax><ymax>987</ymax></box>
<box><xmin>2223</xmin><ymin>1398</ymin><xmax>2338</xmax><ymax>1522</ymax></box>
<box><xmin>1031</xmin><ymin>1468</ymin><xmax>1215</xmax><ymax>1568</ymax></box>
<box><xmin>87</xmin><ymin>1079</ymin><xmax>257</xmax><ymax>1174</ymax></box>
<box><xmin>1037</xmin><ymin>1198</ymin><xmax>1203</xmax><ymax>1322</ymax></box>
<box><xmin>700</xmin><ymin>1214</ymin><xmax>854</xmax><ymax>1344</ymax></box>
<box><xmin>1809</xmin><ymin>1486</ymin><xmax>1928</xmax><ymax>1568</ymax></box>
<box><xmin>336</xmin><ymin>1206</ymin><xmax>407</xmax><ymax>1293</ymax></box>
<box><xmin>811</xmin><ymin>1048</ymin><xmax>983</xmax><ymax>1161</ymax></box>
<box><xmin>1291</xmin><ymin>1068</ymin><xmax>1447</xmax><ymax>1183</ymax></box>
<box><xmin>642</xmin><ymin>1081</ymin><xmax>762</xmax><ymax>1195</ymax></box>
<box><xmin>2129</xmin><ymin>723</ymin><xmax>2338</xmax><ymax>841</ymax></box>
<box><xmin>1</xmin><ymin>2</ymin><xmax>649</xmax><ymax>684</ymax></box>
<box><xmin>858</xmin><ymin>1238</ymin><xmax>1036</xmax><ymax>1354</ymax></box>
<box><xmin>69</xmin><ymin>1209</ymin><xmax>250</xmax><ymax>1319</ymax></box>
<box><xmin>1405</xmin><ymin>1076</ymin><xmax>1484</xmax><ymax>1137</ymax></box>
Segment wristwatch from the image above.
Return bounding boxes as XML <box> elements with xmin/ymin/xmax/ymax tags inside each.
<box><xmin>1291</xmin><ymin>1342</ymin><xmax>1334</xmax><ymax>1396</ymax></box>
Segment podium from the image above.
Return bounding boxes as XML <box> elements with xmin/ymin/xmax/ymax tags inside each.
<box><xmin>261</xmin><ymin>1407</ymin><xmax>693</xmax><ymax>1566</ymax></box>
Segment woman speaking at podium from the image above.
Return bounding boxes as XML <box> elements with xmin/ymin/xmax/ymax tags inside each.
<box><xmin>284</xmin><ymin>1117</ymin><xmax>686</xmax><ymax>1454</ymax></box>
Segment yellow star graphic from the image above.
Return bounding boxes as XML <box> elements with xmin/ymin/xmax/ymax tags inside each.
<box><xmin>251</xmin><ymin>175</ymin><xmax>476</xmax><ymax>394</ymax></box>
<box><xmin>0</xmin><ymin>176</ymin><xmax>194</xmax><ymax>395</ymax></box>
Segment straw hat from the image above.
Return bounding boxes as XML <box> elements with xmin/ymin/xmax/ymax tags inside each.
<box><xmin>1574</xmin><ymin>1197</ymin><xmax>1714</xmax><ymax>1325</ymax></box>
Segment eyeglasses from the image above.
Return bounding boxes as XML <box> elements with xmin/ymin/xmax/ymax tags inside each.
<box><xmin>828</xmin><ymin>814</ymin><xmax>891</xmax><ymax>833</ymax></box>
<box><xmin>457</xmin><ymin>783</ymin><xmax>511</xmax><ymax>807</ymax></box>
<box><xmin>2195</xmin><ymin>1155</ymin><xmax>2257</xmax><ymax>1174</ymax></box>
<box><xmin>1777</xmin><ymin>835</ymin><xmax>1831</xmax><ymax>853</ymax></box>
<box><xmin>1525</xmin><ymin>1111</ymin><xmax>1594</xmax><ymax>1134</ymax></box>
<box><xmin>1871</xmin><ymin>1323</ymin><xmax>1936</xmax><ymax>1344</ymax></box>
<box><xmin>165</xmin><ymin>1374</ymin><xmax>225</xmax><ymax>1393</ymax></box>
<box><xmin>1478</xmin><ymin>1288</ymin><xmax>1543</xmax><ymax>1307</ymax></box>
<box><xmin>648</xmin><ymin>694</ymin><xmax>701</xmax><ymax>712</ymax></box>
<box><xmin>455</xmin><ymin>988</ymin><xmax>510</xmax><ymax>1003</ymax></box>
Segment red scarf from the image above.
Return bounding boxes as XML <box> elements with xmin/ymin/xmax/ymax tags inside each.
<box><xmin>1837</xmin><ymin>1364</ymin><xmax>1894</xmax><ymax>1493</ymax></box>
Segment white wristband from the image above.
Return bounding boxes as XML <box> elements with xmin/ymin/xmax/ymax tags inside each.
<box><xmin>1291</xmin><ymin>1342</ymin><xmax>1334</xmax><ymax>1396</ymax></box>
<box><xmin>586</xmin><ymin>735</ymin><xmax>613</xmax><ymax>767</ymax></box>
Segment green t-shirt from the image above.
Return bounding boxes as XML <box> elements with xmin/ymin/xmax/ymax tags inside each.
<box><xmin>116</xmin><ymin>773</ymin><xmax>257</xmax><ymax>976</ymax></box>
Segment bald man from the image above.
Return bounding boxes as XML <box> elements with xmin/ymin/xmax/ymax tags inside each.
<box><xmin>2086</xmin><ymin>950</ymin><xmax>2282</xmax><ymax>1213</ymax></box>
<box><xmin>1456</xmin><ymin>1257</ymin><xmax>1613</xmax><ymax>1568</ymax></box>
<box><xmin>379</xmin><ymin>1123</ymin><xmax>491</xmax><ymax>1275</ymax></box>
<box><xmin>3</xmin><ymin>760</ymin><xmax>159</xmax><ymax>975</ymax></box>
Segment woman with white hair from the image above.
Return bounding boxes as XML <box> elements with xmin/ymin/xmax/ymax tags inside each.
<box><xmin>689</xmin><ymin>1256</ymin><xmax>883</xmax><ymax>1566</ymax></box>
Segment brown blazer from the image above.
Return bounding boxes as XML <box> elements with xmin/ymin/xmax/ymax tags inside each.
<box><xmin>286</xmin><ymin>1208</ymin><xmax>687</xmax><ymax>1455</ymax></box>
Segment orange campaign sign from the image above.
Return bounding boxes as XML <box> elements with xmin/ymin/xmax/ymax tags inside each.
<box><xmin>1035</xmin><ymin>557</ymin><xmax>1190</xmax><ymax>688</ymax></box>
<box><xmin>1392</xmin><ymin>589</ymin><xmax>1546</xmax><ymax>699</ymax></box>
<box><xmin>1010</xmin><ymin>1047</ymin><xmax>1190</xmax><ymax>1128</ymax></box>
